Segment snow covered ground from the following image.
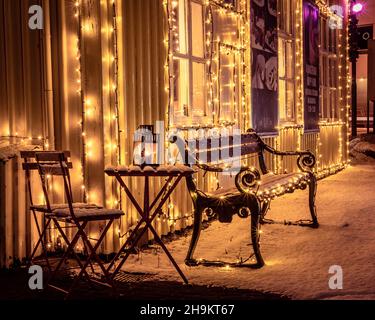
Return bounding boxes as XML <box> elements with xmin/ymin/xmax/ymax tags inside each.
<box><xmin>119</xmin><ymin>165</ymin><xmax>375</xmax><ymax>300</ymax></box>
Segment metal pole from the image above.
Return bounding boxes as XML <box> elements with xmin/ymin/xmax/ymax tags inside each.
<box><xmin>351</xmin><ymin>59</ymin><xmax>357</xmax><ymax>137</ymax></box>
<box><xmin>367</xmin><ymin>100</ymin><xmax>370</xmax><ymax>134</ymax></box>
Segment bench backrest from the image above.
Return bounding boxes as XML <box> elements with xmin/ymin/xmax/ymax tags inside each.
<box><xmin>171</xmin><ymin>130</ymin><xmax>269</xmax><ymax>174</ymax></box>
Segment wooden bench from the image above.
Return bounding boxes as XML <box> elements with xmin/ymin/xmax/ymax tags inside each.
<box><xmin>170</xmin><ymin>129</ymin><xmax>318</xmax><ymax>268</ymax></box>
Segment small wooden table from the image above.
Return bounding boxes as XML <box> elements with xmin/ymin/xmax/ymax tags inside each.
<box><xmin>105</xmin><ymin>164</ymin><xmax>195</xmax><ymax>284</ymax></box>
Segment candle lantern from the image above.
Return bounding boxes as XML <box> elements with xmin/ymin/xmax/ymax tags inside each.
<box><xmin>133</xmin><ymin>125</ymin><xmax>160</xmax><ymax>167</ymax></box>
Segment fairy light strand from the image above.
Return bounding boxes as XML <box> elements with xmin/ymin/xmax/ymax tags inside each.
<box><xmin>111</xmin><ymin>0</ymin><xmax>122</xmax><ymax>209</ymax></box>
<box><xmin>74</xmin><ymin>0</ymin><xmax>87</xmax><ymax>202</ymax></box>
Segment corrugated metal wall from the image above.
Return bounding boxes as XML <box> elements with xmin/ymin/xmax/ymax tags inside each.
<box><xmin>116</xmin><ymin>0</ymin><xmax>193</xmax><ymax>241</ymax></box>
<box><xmin>0</xmin><ymin>0</ymin><xmax>350</xmax><ymax>267</ymax></box>
<box><xmin>0</xmin><ymin>0</ymin><xmax>50</xmax><ymax>267</ymax></box>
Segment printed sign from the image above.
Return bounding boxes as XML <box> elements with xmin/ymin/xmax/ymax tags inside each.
<box><xmin>303</xmin><ymin>0</ymin><xmax>320</xmax><ymax>132</ymax></box>
<box><xmin>250</xmin><ymin>0</ymin><xmax>278</xmax><ymax>135</ymax></box>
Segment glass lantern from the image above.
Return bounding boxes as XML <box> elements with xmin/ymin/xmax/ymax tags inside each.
<box><xmin>133</xmin><ymin>125</ymin><xmax>160</xmax><ymax>167</ymax></box>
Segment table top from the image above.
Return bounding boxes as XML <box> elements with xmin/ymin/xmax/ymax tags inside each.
<box><xmin>105</xmin><ymin>164</ymin><xmax>195</xmax><ymax>177</ymax></box>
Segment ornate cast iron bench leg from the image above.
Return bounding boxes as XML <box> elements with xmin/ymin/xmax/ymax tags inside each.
<box><xmin>308</xmin><ymin>173</ymin><xmax>319</xmax><ymax>228</ymax></box>
<box><xmin>259</xmin><ymin>173</ymin><xmax>319</xmax><ymax>229</ymax></box>
<box><xmin>250</xmin><ymin>201</ymin><xmax>265</xmax><ymax>268</ymax></box>
<box><xmin>185</xmin><ymin>195</ymin><xmax>265</xmax><ymax>269</ymax></box>
<box><xmin>185</xmin><ymin>206</ymin><xmax>203</xmax><ymax>266</ymax></box>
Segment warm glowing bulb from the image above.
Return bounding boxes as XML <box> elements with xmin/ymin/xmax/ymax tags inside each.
<box><xmin>352</xmin><ymin>3</ymin><xmax>363</xmax><ymax>13</ymax></box>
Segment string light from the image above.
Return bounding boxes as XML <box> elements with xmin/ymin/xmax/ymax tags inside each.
<box><xmin>74</xmin><ymin>0</ymin><xmax>87</xmax><ymax>202</ymax></box>
<box><xmin>0</xmin><ymin>135</ymin><xmax>47</xmax><ymax>146</ymax></box>
<box><xmin>295</xmin><ymin>2</ymin><xmax>304</xmax><ymax>126</ymax></box>
<box><xmin>109</xmin><ymin>0</ymin><xmax>122</xmax><ymax>210</ymax></box>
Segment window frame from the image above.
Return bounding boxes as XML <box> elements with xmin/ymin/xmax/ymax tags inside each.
<box><xmin>319</xmin><ymin>15</ymin><xmax>339</xmax><ymax>121</ymax></box>
<box><xmin>278</xmin><ymin>0</ymin><xmax>296</xmax><ymax>124</ymax></box>
<box><xmin>171</xmin><ymin>0</ymin><xmax>209</xmax><ymax>126</ymax></box>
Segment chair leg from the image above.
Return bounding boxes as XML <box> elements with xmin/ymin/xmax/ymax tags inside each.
<box><xmin>308</xmin><ymin>174</ymin><xmax>319</xmax><ymax>228</ymax></box>
<box><xmin>250</xmin><ymin>205</ymin><xmax>265</xmax><ymax>268</ymax></box>
<box><xmin>28</xmin><ymin>214</ymin><xmax>52</xmax><ymax>272</ymax></box>
<box><xmin>52</xmin><ymin>219</ymin><xmax>93</xmax><ymax>283</ymax></box>
<box><xmin>185</xmin><ymin>207</ymin><xmax>203</xmax><ymax>266</ymax></box>
<box><xmin>48</xmin><ymin>220</ymin><xmax>88</xmax><ymax>284</ymax></box>
<box><xmin>65</xmin><ymin>219</ymin><xmax>118</xmax><ymax>299</ymax></box>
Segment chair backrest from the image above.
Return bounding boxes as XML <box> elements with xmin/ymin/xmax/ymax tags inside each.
<box><xmin>20</xmin><ymin>150</ymin><xmax>72</xmax><ymax>207</ymax></box>
<box><xmin>35</xmin><ymin>151</ymin><xmax>78</xmax><ymax>218</ymax></box>
<box><xmin>171</xmin><ymin>130</ymin><xmax>269</xmax><ymax>174</ymax></box>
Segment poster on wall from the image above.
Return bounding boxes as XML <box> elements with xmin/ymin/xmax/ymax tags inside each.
<box><xmin>303</xmin><ymin>0</ymin><xmax>320</xmax><ymax>132</ymax></box>
<box><xmin>250</xmin><ymin>0</ymin><xmax>278</xmax><ymax>135</ymax></box>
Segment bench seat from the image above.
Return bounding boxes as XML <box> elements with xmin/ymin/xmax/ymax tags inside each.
<box><xmin>209</xmin><ymin>172</ymin><xmax>310</xmax><ymax>200</ymax></box>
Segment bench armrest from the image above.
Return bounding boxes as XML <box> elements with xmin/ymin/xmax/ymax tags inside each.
<box><xmin>263</xmin><ymin>144</ymin><xmax>316</xmax><ymax>173</ymax></box>
<box><xmin>198</xmin><ymin>163</ymin><xmax>262</xmax><ymax>194</ymax></box>
<box><xmin>234</xmin><ymin>166</ymin><xmax>262</xmax><ymax>194</ymax></box>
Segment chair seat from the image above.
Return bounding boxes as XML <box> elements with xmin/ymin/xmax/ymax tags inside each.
<box><xmin>50</xmin><ymin>208</ymin><xmax>125</xmax><ymax>221</ymax></box>
<box><xmin>209</xmin><ymin>172</ymin><xmax>310</xmax><ymax>198</ymax></box>
<box><xmin>31</xmin><ymin>203</ymin><xmax>102</xmax><ymax>213</ymax></box>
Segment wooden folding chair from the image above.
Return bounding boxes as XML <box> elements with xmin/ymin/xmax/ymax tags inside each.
<box><xmin>34</xmin><ymin>151</ymin><xmax>124</xmax><ymax>298</ymax></box>
<box><xmin>21</xmin><ymin>150</ymin><xmax>101</xmax><ymax>272</ymax></box>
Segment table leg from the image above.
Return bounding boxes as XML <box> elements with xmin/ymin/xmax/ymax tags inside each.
<box><xmin>144</xmin><ymin>175</ymin><xmax>150</xmax><ymax>222</ymax></box>
<box><xmin>109</xmin><ymin>175</ymin><xmax>188</xmax><ymax>283</ymax></box>
<box><xmin>107</xmin><ymin>174</ymin><xmax>148</xmax><ymax>272</ymax></box>
<box><xmin>148</xmin><ymin>226</ymin><xmax>188</xmax><ymax>284</ymax></box>
<box><xmin>150</xmin><ymin>176</ymin><xmax>174</xmax><ymax>211</ymax></box>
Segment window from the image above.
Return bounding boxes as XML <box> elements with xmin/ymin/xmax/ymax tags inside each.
<box><xmin>218</xmin><ymin>44</ymin><xmax>240</xmax><ymax>122</ymax></box>
<box><xmin>171</xmin><ymin>0</ymin><xmax>208</xmax><ymax>126</ymax></box>
<box><xmin>319</xmin><ymin>16</ymin><xmax>339</xmax><ymax>120</ymax></box>
<box><xmin>278</xmin><ymin>0</ymin><xmax>295</xmax><ymax>122</ymax></box>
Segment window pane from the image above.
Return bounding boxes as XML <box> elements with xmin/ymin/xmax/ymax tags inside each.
<box><xmin>286</xmin><ymin>81</ymin><xmax>294</xmax><ymax>119</ymax></box>
<box><xmin>278</xmin><ymin>39</ymin><xmax>286</xmax><ymax>78</ymax></box>
<box><xmin>220</xmin><ymin>52</ymin><xmax>235</xmax><ymax>121</ymax></box>
<box><xmin>173</xmin><ymin>58</ymin><xmax>190</xmax><ymax>117</ymax></box>
<box><xmin>278</xmin><ymin>0</ymin><xmax>293</xmax><ymax>35</ymax></box>
<box><xmin>192</xmin><ymin>62</ymin><xmax>206</xmax><ymax>117</ymax></box>
<box><xmin>279</xmin><ymin>0</ymin><xmax>285</xmax><ymax>32</ymax></box>
<box><xmin>330</xmin><ymin>59</ymin><xmax>335</xmax><ymax>87</ymax></box>
<box><xmin>322</xmin><ymin>19</ymin><xmax>327</xmax><ymax>51</ymax></box>
<box><xmin>323</xmin><ymin>57</ymin><xmax>328</xmax><ymax>86</ymax></box>
<box><xmin>330</xmin><ymin>89</ymin><xmax>336</xmax><ymax>118</ymax></box>
<box><xmin>286</xmin><ymin>0</ymin><xmax>292</xmax><ymax>34</ymax></box>
<box><xmin>319</xmin><ymin>56</ymin><xmax>323</xmax><ymax>86</ymax></box>
<box><xmin>279</xmin><ymin>79</ymin><xmax>286</xmax><ymax>119</ymax></box>
<box><xmin>172</xmin><ymin>0</ymin><xmax>188</xmax><ymax>54</ymax></box>
<box><xmin>324</xmin><ymin>87</ymin><xmax>330</xmax><ymax>118</ymax></box>
<box><xmin>191</xmin><ymin>2</ymin><xmax>204</xmax><ymax>58</ymax></box>
<box><xmin>285</xmin><ymin>41</ymin><xmax>293</xmax><ymax>78</ymax></box>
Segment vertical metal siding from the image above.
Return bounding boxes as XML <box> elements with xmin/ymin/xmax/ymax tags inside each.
<box><xmin>0</xmin><ymin>0</ymin><xmax>350</xmax><ymax>267</ymax></box>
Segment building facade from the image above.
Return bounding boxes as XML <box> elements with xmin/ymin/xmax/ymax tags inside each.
<box><xmin>0</xmin><ymin>0</ymin><xmax>351</xmax><ymax>267</ymax></box>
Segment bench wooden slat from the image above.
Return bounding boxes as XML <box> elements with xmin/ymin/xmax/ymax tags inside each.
<box><xmin>20</xmin><ymin>150</ymin><xmax>71</xmax><ymax>160</ymax></box>
<box><xmin>189</xmin><ymin>133</ymin><xmax>261</xmax><ymax>163</ymax></box>
<box><xmin>22</xmin><ymin>162</ymin><xmax>73</xmax><ymax>171</ymax></box>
